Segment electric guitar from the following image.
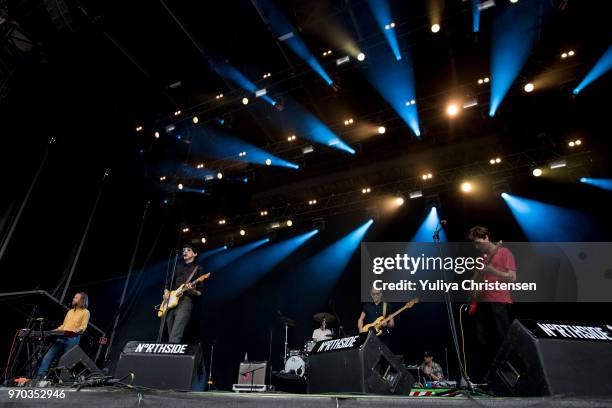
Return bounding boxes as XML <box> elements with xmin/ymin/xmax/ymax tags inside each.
<box><xmin>360</xmin><ymin>298</ymin><xmax>419</xmax><ymax>336</ymax></box>
<box><xmin>155</xmin><ymin>271</ymin><xmax>210</xmax><ymax>318</ymax></box>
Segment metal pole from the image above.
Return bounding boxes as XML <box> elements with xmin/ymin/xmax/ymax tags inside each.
<box><xmin>103</xmin><ymin>200</ymin><xmax>150</xmax><ymax>362</ymax></box>
<box><xmin>0</xmin><ymin>137</ymin><xmax>55</xmax><ymax>265</ymax></box>
<box><xmin>60</xmin><ymin>169</ymin><xmax>109</xmax><ymax>304</ymax></box>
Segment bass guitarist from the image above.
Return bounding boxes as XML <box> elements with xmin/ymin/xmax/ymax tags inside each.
<box><xmin>163</xmin><ymin>244</ymin><xmax>203</xmax><ymax>342</ymax></box>
<box><xmin>357</xmin><ymin>287</ymin><xmax>394</xmax><ymax>348</ymax></box>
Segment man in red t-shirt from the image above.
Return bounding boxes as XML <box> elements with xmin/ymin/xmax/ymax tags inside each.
<box><xmin>468</xmin><ymin>226</ymin><xmax>517</xmax><ymax>382</ymax></box>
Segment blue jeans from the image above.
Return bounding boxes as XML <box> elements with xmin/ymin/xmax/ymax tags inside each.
<box><xmin>37</xmin><ymin>336</ymin><xmax>80</xmax><ymax>378</ymax></box>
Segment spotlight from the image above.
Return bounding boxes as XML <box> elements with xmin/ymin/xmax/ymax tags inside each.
<box><xmin>178</xmin><ymin>183</ymin><xmax>184</xmax><ymax>190</ymax></box>
<box><xmin>490</xmin><ymin>159</ymin><xmax>496</xmax><ymax>165</ymax></box>
<box><xmin>260</xmin><ymin>210</ymin><xmax>268</xmax><ymax>216</ymax></box>
<box><xmin>409</xmin><ymin>190</ymin><xmax>423</xmax><ymax>199</ymax></box>
<box><xmin>524</xmin><ymin>83</ymin><xmax>535</xmax><ymax>93</ymax></box>
<box><xmin>404</xmin><ymin>99</ymin><xmax>416</xmax><ymax>106</ymax></box>
<box><xmin>422</xmin><ymin>173</ymin><xmax>433</xmax><ymax>180</ymax></box>
<box><xmin>239</xmin><ymin>229</ymin><xmax>246</xmax><ymax>236</ymax></box>
<box><xmin>287</xmin><ymin>135</ymin><xmax>297</xmax><ymax>141</ymax></box>
<box><xmin>575</xmin><ymin>139</ymin><xmax>582</xmax><ymax>145</ymax></box>
<box><xmin>242</xmin><ymin>97</ymin><xmax>249</xmax><ymax>105</ymax></box>
<box><xmin>446</xmin><ymin>103</ymin><xmax>460</xmax><ymax>117</ymax></box>
<box><xmin>165</xmin><ymin>124</ymin><xmax>175</xmax><ymax>133</ymax></box>
<box><xmin>431</xmin><ymin>23</ymin><xmax>441</xmax><ymax>33</ymax></box>
<box><xmin>215</xmin><ymin>93</ymin><xmax>224</xmax><ymax>99</ymax></box>
<box><xmin>313</xmin><ymin>218</ymin><xmax>326</xmax><ymax>231</ymax></box>
<box><xmin>219</xmin><ymin>219</ymin><xmax>226</xmax><ymax>225</ymax></box>
<box><xmin>357</xmin><ymin>52</ymin><xmax>366</xmax><ymax>62</ymax></box>
<box><xmin>568</xmin><ymin>141</ymin><xmax>575</xmax><ymax>147</ymax></box>
<box><xmin>377</xmin><ymin>126</ymin><xmax>386</xmax><ymax>134</ymax></box>
<box><xmin>159</xmin><ymin>176</ymin><xmax>166</xmax><ymax>181</ymax></box>
<box><xmin>568</xmin><ymin>50</ymin><xmax>575</xmax><ymax>56</ymax></box>
<box><xmin>344</xmin><ymin>118</ymin><xmax>354</xmax><ymax>126</ymax></box>
<box><xmin>217</xmin><ymin>172</ymin><xmax>223</xmax><ymax>179</ymax></box>
<box><xmin>490</xmin><ymin>157</ymin><xmax>502</xmax><ymax>165</ymax></box>
<box><xmin>286</xmin><ymin>220</ymin><xmax>293</xmax><ymax>227</ymax></box>
<box><xmin>192</xmin><ymin>116</ymin><xmax>199</xmax><ymax>124</ymax></box>
<box><xmin>136</xmin><ymin>126</ymin><xmax>143</xmax><ymax>132</ymax></box>
<box><xmin>532</xmin><ymin>168</ymin><xmax>543</xmax><ymax>177</ymax></box>
<box><xmin>461</xmin><ymin>182</ymin><xmax>473</xmax><ymax>193</ymax></box>
<box><xmin>395</xmin><ymin>197</ymin><xmax>405</xmax><ymax>206</ymax></box>
<box><xmin>308</xmin><ymin>199</ymin><xmax>317</xmax><ymax>205</ymax></box>
<box><xmin>174</xmin><ymin>110</ymin><xmax>181</xmax><ymax>116</ymax></box>
<box><xmin>302</xmin><ymin>145</ymin><xmax>314</xmax><ymax>154</ymax></box>
<box><xmin>478</xmin><ymin>79</ymin><xmax>484</xmax><ymax>84</ymax></box>
<box><xmin>484</xmin><ymin>77</ymin><xmax>490</xmax><ymax>83</ymax></box>
<box><xmin>561</xmin><ymin>52</ymin><xmax>568</xmax><ymax>59</ymax></box>
<box><xmin>549</xmin><ymin>160</ymin><xmax>567</xmax><ymax>169</ymax></box>
<box><xmin>385</xmin><ymin>22</ymin><xmax>396</xmax><ymax>30</ymax></box>
<box><xmin>362</xmin><ymin>188</ymin><xmax>371</xmax><ymax>194</ymax></box>
<box><xmin>201</xmin><ymin>237</ymin><xmax>206</xmax><ymax>244</ymax></box>
<box><xmin>182</xmin><ymin>227</ymin><xmax>189</xmax><ymax>233</ymax></box>
<box><xmin>265</xmin><ymin>159</ymin><xmax>272</xmax><ymax>166</ymax></box>
<box><xmin>154</xmin><ymin>131</ymin><xmax>160</xmax><ymax>139</ymax></box>
<box><xmin>510</xmin><ymin>0</ymin><xmax>518</xmax><ymax>3</ymax></box>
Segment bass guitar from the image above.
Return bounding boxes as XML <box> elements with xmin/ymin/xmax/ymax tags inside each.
<box><xmin>360</xmin><ymin>298</ymin><xmax>419</xmax><ymax>336</ymax></box>
<box><xmin>155</xmin><ymin>271</ymin><xmax>210</xmax><ymax>318</ymax></box>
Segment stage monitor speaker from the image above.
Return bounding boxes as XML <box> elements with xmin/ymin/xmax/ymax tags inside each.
<box><xmin>114</xmin><ymin>342</ymin><xmax>205</xmax><ymax>391</ymax></box>
<box><xmin>307</xmin><ymin>333</ymin><xmax>414</xmax><ymax>395</ymax></box>
<box><xmin>57</xmin><ymin>345</ymin><xmax>103</xmax><ymax>383</ymax></box>
<box><xmin>237</xmin><ymin>361</ymin><xmax>269</xmax><ymax>385</ymax></box>
<box><xmin>487</xmin><ymin>319</ymin><xmax>612</xmax><ymax>397</ymax></box>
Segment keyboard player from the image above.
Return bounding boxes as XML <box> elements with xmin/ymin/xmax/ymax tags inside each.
<box><xmin>36</xmin><ymin>292</ymin><xmax>90</xmax><ymax>379</ymax></box>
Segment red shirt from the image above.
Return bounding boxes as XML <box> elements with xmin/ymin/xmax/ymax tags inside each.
<box><xmin>478</xmin><ymin>247</ymin><xmax>516</xmax><ymax>303</ymax></box>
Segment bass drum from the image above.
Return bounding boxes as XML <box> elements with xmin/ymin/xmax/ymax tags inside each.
<box><xmin>284</xmin><ymin>354</ymin><xmax>308</xmax><ymax>377</ymax></box>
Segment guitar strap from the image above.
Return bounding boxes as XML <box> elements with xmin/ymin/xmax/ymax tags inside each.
<box><xmin>185</xmin><ymin>265</ymin><xmax>200</xmax><ymax>285</ymax></box>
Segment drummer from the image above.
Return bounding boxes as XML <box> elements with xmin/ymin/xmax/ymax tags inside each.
<box><xmin>312</xmin><ymin>313</ymin><xmax>334</xmax><ymax>342</ymax></box>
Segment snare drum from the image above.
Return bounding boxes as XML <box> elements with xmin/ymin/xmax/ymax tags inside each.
<box><xmin>284</xmin><ymin>354</ymin><xmax>307</xmax><ymax>377</ymax></box>
<box><xmin>288</xmin><ymin>349</ymin><xmax>302</xmax><ymax>357</ymax></box>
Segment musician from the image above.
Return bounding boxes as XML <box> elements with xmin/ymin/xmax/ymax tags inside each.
<box><xmin>36</xmin><ymin>292</ymin><xmax>90</xmax><ymax>378</ymax></box>
<box><xmin>357</xmin><ymin>287</ymin><xmax>394</xmax><ymax>346</ymax></box>
<box><xmin>419</xmin><ymin>350</ymin><xmax>445</xmax><ymax>383</ymax></box>
<box><xmin>312</xmin><ymin>320</ymin><xmax>332</xmax><ymax>342</ymax></box>
<box><xmin>163</xmin><ymin>244</ymin><xmax>203</xmax><ymax>343</ymax></box>
<box><xmin>468</xmin><ymin>226</ymin><xmax>516</xmax><ymax>380</ymax></box>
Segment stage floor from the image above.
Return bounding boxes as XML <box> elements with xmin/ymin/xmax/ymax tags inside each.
<box><xmin>2</xmin><ymin>387</ymin><xmax>612</xmax><ymax>408</ymax></box>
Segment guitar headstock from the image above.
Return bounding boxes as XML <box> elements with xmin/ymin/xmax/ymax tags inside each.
<box><xmin>406</xmin><ymin>298</ymin><xmax>419</xmax><ymax>308</ymax></box>
<box><xmin>195</xmin><ymin>272</ymin><xmax>211</xmax><ymax>283</ymax></box>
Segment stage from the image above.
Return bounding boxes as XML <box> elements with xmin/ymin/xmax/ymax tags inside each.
<box><xmin>2</xmin><ymin>387</ymin><xmax>612</xmax><ymax>408</ymax></box>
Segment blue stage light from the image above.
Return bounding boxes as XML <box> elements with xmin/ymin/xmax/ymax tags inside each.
<box><xmin>411</xmin><ymin>207</ymin><xmax>447</xmax><ymax>242</ymax></box>
<box><xmin>501</xmin><ymin>193</ymin><xmax>596</xmax><ymax>241</ymax></box>
<box><xmin>573</xmin><ymin>46</ymin><xmax>612</xmax><ymax>95</ymax></box>
<box><xmin>489</xmin><ymin>2</ymin><xmax>538</xmax><ymax>116</ymax></box>
<box><xmin>368</xmin><ymin>0</ymin><xmax>402</xmax><ymax>61</ymax></box>
<box><xmin>471</xmin><ymin>0</ymin><xmax>480</xmax><ymax>32</ymax></box>
<box><xmin>207</xmin><ymin>230</ymin><xmax>319</xmax><ymax>302</ymax></box>
<box><xmin>273</xmin><ymin>99</ymin><xmax>355</xmax><ymax>154</ymax></box>
<box><xmin>362</xmin><ymin>43</ymin><xmax>420</xmax><ymax>137</ymax></box>
<box><xmin>253</xmin><ymin>0</ymin><xmax>333</xmax><ymax>85</ymax></box>
<box><xmin>212</xmin><ymin>61</ymin><xmax>277</xmax><ymax>106</ymax></box>
<box><xmin>190</xmin><ymin>127</ymin><xmax>299</xmax><ymax>169</ymax></box>
<box><xmin>203</xmin><ymin>238</ymin><xmax>269</xmax><ymax>272</ymax></box>
<box><xmin>580</xmin><ymin>178</ymin><xmax>612</xmax><ymax>191</ymax></box>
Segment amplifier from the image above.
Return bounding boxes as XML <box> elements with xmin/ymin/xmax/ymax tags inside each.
<box><xmin>307</xmin><ymin>333</ymin><xmax>414</xmax><ymax>395</ymax></box>
<box><xmin>114</xmin><ymin>341</ymin><xmax>205</xmax><ymax>390</ymax></box>
<box><xmin>233</xmin><ymin>361</ymin><xmax>270</xmax><ymax>392</ymax></box>
<box><xmin>487</xmin><ymin>319</ymin><xmax>612</xmax><ymax>397</ymax></box>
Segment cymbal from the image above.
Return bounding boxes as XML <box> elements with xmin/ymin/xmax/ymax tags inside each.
<box><xmin>313</xmin><ymin>312</ymin><xmax>336</xmax><ymax>323</ymax></box>
<box><xmin>278</xmin><ymin>316</ymin><xmax>296</xmax><ymax>326</ymax></box>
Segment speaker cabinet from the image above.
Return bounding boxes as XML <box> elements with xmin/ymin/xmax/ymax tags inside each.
<box><xmin>487</xmin><ymin>319</ymin><xmax>612</xmax><ymax>397</ymax></box>
<box><xmin>57</xmin><ymin>345</ymin><xmax>103</xmax><ymax>383</ymax></box>
<box><xmin>307</xmin><ymin>333</ymin><xmax>414</xmax><ymax>395</ymax></box>
<box><xmin>115</xmin><ymin>342</ymin><xmax>205</xmax><ymax>391</ymax></box>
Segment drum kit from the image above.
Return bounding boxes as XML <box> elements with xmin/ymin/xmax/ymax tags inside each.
<box><xmin>279</xmin><ymin>312</ymin><xmax>337</xmax><ymax>378</ymax></box>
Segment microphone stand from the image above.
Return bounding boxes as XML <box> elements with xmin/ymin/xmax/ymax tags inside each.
<box><xmin>207</xmin><ymin>342</ymin><xmax>216</xmax><ymax>390</ymax></box>
<box><xmin>432</xmin><ymin>221</ymin><xmax>485</xmax><ymax>396</ymax></box>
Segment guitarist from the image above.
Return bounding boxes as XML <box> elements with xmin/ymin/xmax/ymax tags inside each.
<box><xmin>357</xmin><ymin>288</ymin><xmax>394</xmax><ymax>347</ymax></box>
<box><xmin>467</xmin><ymin>226</ymin><xmax>516</xmax><ymax>381</ymax></box>
<box><xmin>163</xmin><ymin>245</ymin><xmax>203</xmax><ymax>342</ymax></box>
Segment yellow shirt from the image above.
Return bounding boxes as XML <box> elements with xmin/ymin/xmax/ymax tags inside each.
<box><xmin>56</xmin><ymin>307</ymin><xmax>90</xmax><ymax>333</ymax></box>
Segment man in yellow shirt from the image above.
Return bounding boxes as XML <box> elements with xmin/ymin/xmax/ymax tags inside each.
<box><xmin>36</xmin><ymin>292</ymin><xmax>90</xmax><ymax>378</ymax></box>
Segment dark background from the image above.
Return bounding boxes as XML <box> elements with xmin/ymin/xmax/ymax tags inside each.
<box><xmin>1</xmin><ymin>0</ymin><xmax>611</xmax><ymax>390</ymax></box>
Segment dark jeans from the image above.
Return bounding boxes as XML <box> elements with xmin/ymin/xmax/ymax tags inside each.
<box><xmin>37</xmin><ymin>336</ymin><xmax>80</xmax><ymax>377</ymax></box>
<box><xmin>473</xmin><ymin>302</ymin><xmax>512</xmax><ymax>382</ymax></box>
<box><xmin>166</xmin><ymin>296</ymin><xmax>193</xmax><ymax>343</ymax></box>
